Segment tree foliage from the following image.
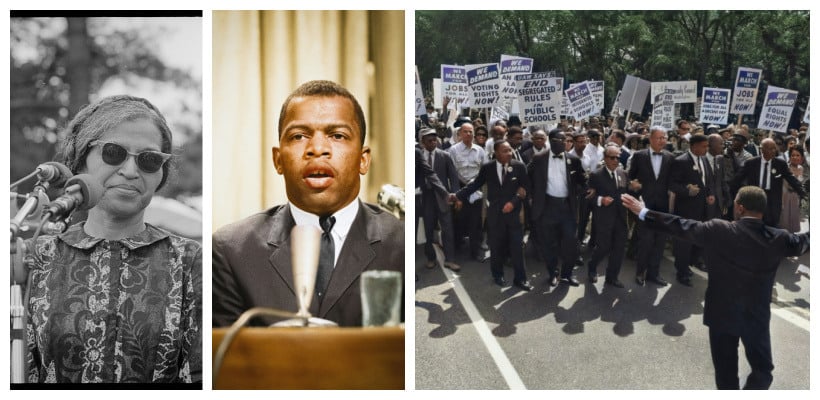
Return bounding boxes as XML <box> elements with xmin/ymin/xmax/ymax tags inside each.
<box><xmin>416</xmin><ymin>10</ymin><xmax>809</xmax><ymax>126</ymax></box>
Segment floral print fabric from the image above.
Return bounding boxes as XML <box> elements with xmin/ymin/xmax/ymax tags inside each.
<box><xmin>24</xmin><ymin>223</ymin><xmax>202</xmax><ymax>383</ymax></box>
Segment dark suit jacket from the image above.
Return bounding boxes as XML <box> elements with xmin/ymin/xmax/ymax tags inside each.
<box><xmin>456</xmin><ymin>159</ymin><xmax>530</xmax><ymax>228</ymax></box>
<box><xmin>708</xmin><ymin>154</ymin><xmax>731</xmax><ymax>218</ymax></box>
<box><xmin>416</xmin><ymin>147</ymin><xmax>449</xmax><ymax>212</ymax></box>
<box><xmin>731</xmin><ymin>157</ymin><xmax>806</xmax><ymax>210</ymax></box>
<box><xmin>627</xmin><ymin>148</ymin><xmax>673</xmax><ymax>212</ymax></box>
<box><xmin>669</xmin><ymin>152</ymin><xmax>714</xmax><ymax>220</ymax></box>
<box><xmin>527</xmin><ymin>151</ymin><xmax>587</xmax><ymax>221</ymax></box>
<box><xmin>420</xmin><ymin>148</ymin><xmax>459</xmax><ymax>213</ymax></box>
<box><xmin>642</xmin><ymin>211</ymin><xmax>809</xmax><ymax>335</ymax></box>
<box><xmin>212</xmin><ymin>201</ymin><xmax>404</xmax><ymax>327</ymax></box>
<box><xmin>588</xmin><ymin>166</ymin><xmax>628</xmax><ymax>229</ymax></box>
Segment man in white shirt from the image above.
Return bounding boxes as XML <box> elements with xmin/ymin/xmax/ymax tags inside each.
<box><xmin>448</xmin><ymin>122</ymin><xmax>489</xmax><ymax>260</ymax></box>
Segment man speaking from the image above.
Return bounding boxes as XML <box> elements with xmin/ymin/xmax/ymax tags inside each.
<box><xmin>212</xmin><ymin>80</ymin><xmax>404</xmax><ymax>327</ymax></box>
<box><xmin>621</xmin><ymin>186</ymin><xmax>809</xmax><ymax>389</ymax></box>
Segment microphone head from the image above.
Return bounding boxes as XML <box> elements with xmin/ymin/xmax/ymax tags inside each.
<box><xmin>37</xmin><ymin>162</ymin><xmax>73</xmax><ymax>186</ymax></box>
<box><xmin>64</xmin><ymin>174</ymin><xmax>104</xmax><ymax>211</ymax></box>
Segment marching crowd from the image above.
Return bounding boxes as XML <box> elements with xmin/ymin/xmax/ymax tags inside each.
<box><xmin>415</xmin><ymin>101</ymin><xmax>809</xmax><ymax>290</ymax></box>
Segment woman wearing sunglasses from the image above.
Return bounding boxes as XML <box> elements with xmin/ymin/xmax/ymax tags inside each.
<box><xmin>23</xmin><ymin>95</ymin><xmax>202</xmax><ymax>384</ymax></box>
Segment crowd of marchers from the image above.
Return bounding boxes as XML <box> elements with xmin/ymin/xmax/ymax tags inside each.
<box><xmin>415</xmin><ymin>99</ymin><xmax>809</xmax><ymax>290</ymax></box>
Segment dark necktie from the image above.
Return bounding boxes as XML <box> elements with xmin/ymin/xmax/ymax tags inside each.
<box><xmin>762</xmin><ymin>161</ymin><xmax>770</xmax><ymax>189</ymax></box>
<box><xmin>697</xmin><ymin>156</ymin><xmax>705</xmax><ymax>185</ymax></box>
<box><xmin>502</xmin><ymin>163</ymin><xmax>508</xmax><ymax>181</ymax></box>
<box><xmin>652</xmin><ymin>152</ymin><xmax>663</xmax><ymax>156</ymax></box>
<box><xmin>315</xmin><ymin>215</ymin><xmax>336</xmax><ymax>301</ymax></box>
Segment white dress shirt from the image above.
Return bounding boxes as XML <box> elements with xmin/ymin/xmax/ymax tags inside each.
<box><xmin>547</xmin><ymin>152</ymin><xmax>569</xmax><ymax>198</ymax></box>
<box><xmin>290</xmin><ymin>199</ymin><xmax>359</xmax><ymax>267</ymax></box>
<box><xmin>448</xmin><ymin>141</ymin><xmax>487</xmax><ymax>183</ymax></box>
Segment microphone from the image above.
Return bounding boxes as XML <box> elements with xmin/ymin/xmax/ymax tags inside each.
<box><xmin>36</xmin><ymin>162</ymin><xmax>73</xmax><ymax>187</ymax></box>
<box><xmin>45</xmin><ymin>174</ymin><xmax>104</xmax><ymax>221</ymax></box>
<box><xmin>291</xmin><ymin>225</ymin><xmax>321</xmax><ymax>318</ymax></box>
<box><xmin>270</xmin><ymin>225</ymin><xmax>336</xmax><ymax>327</ymax></box>
<box><xmin>378</xmin><ymin>184</ymin><xmax>405</xmax><ymax>218</ymax></box>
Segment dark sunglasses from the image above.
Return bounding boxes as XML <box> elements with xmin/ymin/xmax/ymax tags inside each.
<box><xmin>90</xmin><ymin>141</ymin><xmax>171</xmax><ymax>173</ymax></box>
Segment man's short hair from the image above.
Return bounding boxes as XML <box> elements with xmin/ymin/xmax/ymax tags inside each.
<box><xmin>507</xmin><ymin>126</ymin><xmax>523</xmax><ymax>137</ymax></box>
<box><xmin>278</xmin><ymin>80</ymin><xmax>367</xmax><ymax>145</ymax></box>
<box><xmin>689</xmin><ymin>134</ymin><xmax>708</xmax><ymax>145</ymax></box>
<box><xmin>736</xmin><ymin>186</ymin><xmax>767</xmax><ymax>214</ymax></box>
<box><xmin>548</xmin><ymin>128</ymin><xmax>564</xmax><ymax>140</ymax></box>
<box><xmin>493</xmin><ymin>139</ymin><xmax>509</xmax><ymax>153</ymax></box>
<box><xmin>587</xmin><ymin>129</ymin><xmax>601</xmax><ymax>137</ymax></box>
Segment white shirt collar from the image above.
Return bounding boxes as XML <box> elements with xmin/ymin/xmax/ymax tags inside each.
<box><xmin>289</xmin><ymin>199</ymin><xmax>359</xmax><ymax>242</ymax></box>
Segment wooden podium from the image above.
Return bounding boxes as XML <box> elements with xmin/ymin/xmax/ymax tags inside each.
<box><xmin>212</xmin><ymin>327</ymin><xmax>404</xmax><ymax>389</ymax></box>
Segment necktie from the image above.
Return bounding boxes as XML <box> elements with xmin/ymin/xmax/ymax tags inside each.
<box><xmin>763</xmin><ymin>161</ymin><xmax>770</xmax><ymax>190</ymax></box>
<box><xmin>315</xmin><ymin>215</ymin><xmax>336</xmax><ymax>301</ymax></box>
<box><xmin>428</xmin><ymin>150</ymin><xmax>434</xmax><ymax>170</ymax></box>
<box><xmin>697</xmin><ymin>156</ymin><xmax>705</xmax><ymax>185</ymax></box>
<box><xmin>502</xmin><ymin>163</ymin><xmax>508</xmax><ymax>181</ymax></box>
<box><xmin>652</xmin><ymin>152</ymin><xmax>663</xmax><ymax>156</ymax></box>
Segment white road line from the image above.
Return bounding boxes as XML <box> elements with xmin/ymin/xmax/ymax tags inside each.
<box><xmin>441</xmin><ymin>267</ymin><xmax>527</xmax><ymax>390</ymax></box>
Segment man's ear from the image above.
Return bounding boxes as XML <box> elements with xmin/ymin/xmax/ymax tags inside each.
<box><xmin>359</xmin><ymin>146</ymin><xmax>371</xmax><ymax>175</ymax></box>
<box><xmin>272</xmin><ymin>147</ymin><xmax>284</xmax><ymax>174</ymax></box>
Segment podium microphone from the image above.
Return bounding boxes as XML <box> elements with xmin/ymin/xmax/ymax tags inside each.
<box><xmin>45</xmin><ymin>174</ymin><xmax>104</xmax><ymax>221</ymax></box>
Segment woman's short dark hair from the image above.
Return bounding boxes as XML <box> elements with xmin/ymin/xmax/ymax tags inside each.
<box><xmin>58</xmin><ymin>95</ymin><xmax>174</xmax><ymax>190</ymax></box>
<box><xmin>735</xmin><ymin>186</ymin><xmax>767</xmax><ymax>214</ymax></box>
<box><xmin>277</xmin><ymin>80</ymin><xmax>366</xmax><ymax>145</ymax></box>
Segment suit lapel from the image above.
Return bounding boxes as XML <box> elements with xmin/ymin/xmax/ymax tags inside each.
<box><xmin>266</xmin><ymin>205</ymin><xmax>301</xmax><ymax>309</ymax></box>
<box><xmin>318</xmin><ymin>202</ymin><xmax>377</xmax><ymax>317</ymax></box>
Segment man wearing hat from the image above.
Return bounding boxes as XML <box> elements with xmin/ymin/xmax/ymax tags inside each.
<box><xmin>418</xmin><ymin>128</ymin><xmax>462</xmax><ymax>272</ymax></box>
<box><xmin>669</xmin><ymin>134</ymin><xmax>717</xmax><ymax>286</ymax></box>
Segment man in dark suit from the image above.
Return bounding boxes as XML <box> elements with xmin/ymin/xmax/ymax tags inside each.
<box><xmin>528</xmin><ymin>128</ymin><xmax>588</xmax><ymax>286</ymax></box>
<box><xmin>520</xmin><ymin>128</ymin><xmax>548</xmax><ymax>164</ymax></box>
<box><xmin>668</xmin><ymin>134</ymin><xmax>717</xmax><ymax>286</ymax></box>
<box><xmin>622</xmin><ymin>187</ymin><xmax>809</xmax><ymax>389</ymax></box>
<box><xmin>453</xmin><ymin>140</ymin><xmax>532</xmax><ymax>290</ymax></box>
<box><xmin>212</xmin><ymin>80</ymin><xmax>403</xmax><ymax>327</ymax></box>
<box><xmin>627</xmin><ymin>126</ymin><xmax>674</xmax><ymax>286</ymax></box>
<box><xmin>731</xmin><ymin>138</ymin><xmax>806</xmax><ymax>227</ymax></box>
<box><xmin>418</xmin><ymin>128</ymin><xmax>461</xmax><ymax>272</ymax></box>
<box><xmin>707</xmin><ymin>134</ymin><xmax>732</xmax><ymax>220</ymax></box>
<box><xmin>586</xmin><ymin>144</ymin><xmax>628</xmax><ymax>287</ymax></box>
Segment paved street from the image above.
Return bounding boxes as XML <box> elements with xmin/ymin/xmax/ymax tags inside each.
<box><xmin>415</xmin><ymin>224</ymin><xmax>810</xmax><ymax>390</ymax></box>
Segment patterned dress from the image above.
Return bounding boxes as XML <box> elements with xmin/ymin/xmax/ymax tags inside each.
<box><xmin>24</xmin><ymin>223</ymin><xmax>202</xmax><ymax>383</ymax></box>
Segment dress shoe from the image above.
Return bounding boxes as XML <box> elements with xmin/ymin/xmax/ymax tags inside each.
<box><xmin>493</xmin><ymin>276</ymin><xmax>508</xmax><ymax>287</ymax></box>
<box><xmin>561</xmin><ymin>276</ymin><xmax>580</xmax><ymax>287</ymax></box>
<box><xmin>635</xmin><ymin>275</ymin><xmax>645</xmax><ymax>286</ymax></box>
<box><xmin>425</xmin><ymin>260</ymin><xmax>437</xmax><ymax>269</ymax></box>
<box><xmin>444</xmin><ymin>261</ymin><xmax>461</xmax><ymax>272</ymax></box>
<box><xmin>676</xmin><ymin>276</ymin><xmax>693</xmax><ymax>287</ymax></box>
<box><xmin>605</xmin><ymin>279</ymin><xmax>625</xmax><ymax>288</ymax></box>
<box><xmin>588</xmin><ymin>274</ymin><xmax>598</xmax><ymax>283</ymax></box>
<box><xmin>514</xmin><ymin>280</ymin><xmax>534</xmax><ymax>291</ymax></box>
<box><xmin>548</xmin><ymin>276</ymin><xmax>559</xmax><ymax>287</ymax></box>
<box><xmin>646</xmin><ymin>276</ymin><xmax>668</xmax><ymax>286</ymax></box>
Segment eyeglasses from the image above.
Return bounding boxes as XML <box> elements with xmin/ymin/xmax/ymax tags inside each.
<box><xmin>89</xmin><ymin>141</ymin><xmax>171</xmax><ymax>173</ymax></box>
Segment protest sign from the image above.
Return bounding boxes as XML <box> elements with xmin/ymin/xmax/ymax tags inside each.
<box><xmin>514</xmin><ymin>73</ymin><xmax>563</xmax><ymax>125</ymax></box>
<box><xmin>499</xmin><ymin>54</ymin><xmax>534</xmax><ymax>99</ymax></box>
<box><xmin>610</xmin><ymin>90</ymin><xmax>622</xmax><ymax>116</ymax></box>
<box><xmin>699</xmin><ymin>87</ymin><xmax>731</xmax><ymax>125</ymax></box>
<box><xmin>415</xmin><ymin>66</ymin><xmax>426</xmax><ymax>116</ymax></box>
<box><xmin>566</xmin><ymin>81</ymin><xmax>598</xmax><ymax>121</ymax></box>
<box><xmin>650</xmin><ymin>81</ymin><xmax>698</xmax><ymax>104</ymax></box>
<box><xmin>588</xmin><ymin>80</ymin><xmax>605</xmax><ymax>111</ymax></box>
<box><xmin>616</xmin><ymin>75</ymin><xmax>650</xmax><ymax>114</ymax></box>
<box><xmin>757</xmin><ymin>86</ymin><xmax>798</xmax><ymax>133</ymax></box>
<box><xmin>651</xmin><ymin>92</ymin><xmax>675</xmax><ymax>131</ymax></box>
<box><xmin>803</xmin><ymin>100</ymin><xmax>810</xmax><ymax>123</ymax></box>
<box><xmin>440</xmin><ymin>64</ymin><xmax>469</xmax><ymax>108</ymax></box>
<box><xmin>730</xmin><ymin>67</ymin><xmax>763</xmax><ymax>115</ymax></box>
<box><xmin>466</xmin><ymin>63</ymin><xmax>501</xmax><ymax>107</ymax></box>
<box><xmin>433</xmin><ymin>78</ymin><xmax>442</xmax><ymax>109</ymax></box>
